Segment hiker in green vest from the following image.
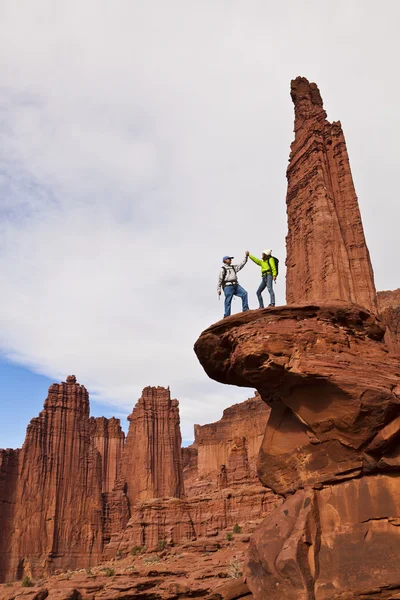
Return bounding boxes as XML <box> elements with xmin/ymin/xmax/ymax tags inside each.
<box><xmin>247</xmin><ymin>249</ymin><xmax>277</xmax><ymax>308</ymax></box>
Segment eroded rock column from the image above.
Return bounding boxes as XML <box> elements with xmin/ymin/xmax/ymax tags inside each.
<box><xmin>122</xmin><ymin>386</ymin><xmax>184</xmax><ymax>507</ymax></box>
<box><xmin>286</xmin><ymin>77</ymin><xmax>377</xmax><ymax>312</ymax></box>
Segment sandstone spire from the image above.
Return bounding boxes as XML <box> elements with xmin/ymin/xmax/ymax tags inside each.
<box><xmin>286</xmin><ymin>76</ymin><xmax>377</xmax><ymax>312</ymax></box>
<box><xmin>89</xmin><ymin>416</ymin><xmax>125</xmax><ymax>493</ymax></box>
<box><xmin>122</xmin><ymin>386</ymin><xmax>184</xmax><ymax>507</ymax></box>
<box><xmin>1</xmin><ymin>376</ymin><xmax>103</xmax><ymax>582</ymax></box>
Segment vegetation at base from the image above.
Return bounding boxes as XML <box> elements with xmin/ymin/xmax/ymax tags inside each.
<box><xmin>225</xmin><ymin>532</ymin><xmax>234</xmax><ymax>541</ymax></box>
<box><xmin>228</xmin><ymin>557</ymin><xmax>243</xmax><ymax>579</ymax></box>
<box><xmin>131</xmin><ymin>545</ymin><xmax>144</xmax><ymax>556</ymax></box>
<box><xmin>22</xmin><ymin>576</ymin><xmax>32</xmax><ymax>588</ymax></box>
<box><xmin>156</xmin><ymin>539</ymin><xmax>167</xmax><ymax>551</ymax></box>
<box><xmin>102</xmin><ymin>567</ymin><xmax>115</xmax><ymax>577</ymax></box>
<box><xmin>233</xmin><ymin>523</ymin><xmax>242</xmax><ymax>534</ymax></box>
<box><xmin>143</xmin><ymin>555</ymin><xmax>161</xmax><ymax>564</ymax></box>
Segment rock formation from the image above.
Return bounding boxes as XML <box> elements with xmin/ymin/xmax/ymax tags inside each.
<box><xmin>378</xmin><ymin>288</ymin><xmax>400</xmax><ymax>353</ymax></box>
<box><xmin>89</xmin><ymin>416</ymin><xmax>124</xmax><ymax>494</ymax></box>
<box><xmin>104</xmin><ymin>394</ymin><xmax>278</xmax><ymax>556</ymax></box>
<box><xmin>195</xmin><ymin>78</ymin><xmax>400</xmax><ymax>599</ymax></box>
<box><xmin>1</xmin><ymin>376</ymin><xmax>104</xmax><ymax>582</ymax></box>
<box><xmin>121</xmin><ymin>386</ymin><xmax>184</xmax><ymax>507</ymax></box>
<box><xmin>0</xmin><ymin>450</ymin><xmax>19</xmax><ymax>583</ymax></box>
<box><xmin>1</xmin><ymin>379</ymin><xmax>276</xmax><ymax>585</ymax></box>
<box><xmin>286</xmin><ymin>77</ymin><xmax>377</xmax><ymax>313</ymax></box>
<box><xmin>184</xmin><ymin>394</ymin><xmax>270</xmax><ymax>495</ymax></box>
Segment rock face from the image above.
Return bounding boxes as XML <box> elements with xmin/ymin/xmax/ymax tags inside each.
<box><xmin>107</xmin><ymin>394</ymin><xmax>279</xmax><ymax>556</ymax></box>
<box><xmin>122</xmin><ymin>386</ymin><xmax>184</xmax><ymax>507</ymax></box>
<box><xmin>0</xmin><ymin>450</ymin><xmax>19</xmax><ymax>583</ymax></box>
<box><xmin>0</xmin><ymin>378</ymin><xmax>277</xmax><ymax>584</ymax></box>
<box><xmin>2</xmin><ymin>376</ymin><xmax>104</xmax><ymax>582</ymax></box>
<box><xmin>115</xmin><ymin>485</ymin><xmax>277</xmax><ymax>555</ymax></box>
<box><xmin>378</xmin><ymin>288</ymin><xmax>400</xmax><ymax>353</ymax></box>
<box><xmin>195</xmin><ymin>78</ymin><xmax>400</xmax><ymax>599</ymax></box>
<box><xmin>89</xmin><ymin>416</ymin><xmax>124</xmax><ymax>494</ymax></box>
<box><xmin>184</xmin><ymin>395</ymin><xmax>270</xmax><ymax>495</ymax></box>
<box><xmin>286</xmin><ymin>77</ymin><xmax>377</xmax><ymax>313</ymax></box>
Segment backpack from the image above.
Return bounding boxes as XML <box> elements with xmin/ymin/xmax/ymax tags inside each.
<box><xmin>268</xmin><ymin>256</ymin><xmax>279</xmax><ymax>276</ymax></box>
<box><xmin>221</xmin><ymin>265</ymin><xmax>238</xmax><ymax>288</ymax></box>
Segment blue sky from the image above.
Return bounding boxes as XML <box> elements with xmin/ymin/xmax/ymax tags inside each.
<box><xmin>1</xmin><ymin>0</ymin><xmax>400</xmax><ymax>448</ymax></box>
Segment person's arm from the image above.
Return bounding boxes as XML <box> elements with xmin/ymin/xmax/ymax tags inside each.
<box><xmin>234</xmin><ymin>255</ymin><xmax>248</xmax><ymax>273</ymax></box>
<box><xmin>217</xmin><ymin>267</ymin><xmax>225</xmax><ymax>294</ymax></box>
<box><xmin>269</xmin><ymin>257</ymin><xmax>277</xmax><ymax>278</ymax></box>
<box><xmin>249</xmin><ymin>254</ymin><xmax>262</xmax><ymax>266</ymax></box>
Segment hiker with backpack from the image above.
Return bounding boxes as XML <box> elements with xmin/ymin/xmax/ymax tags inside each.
<box><xmin>217</xmin><ymin>254</ymin><xmax>249</xmax><ymax>318</ymax></box>
<box><xmin>247</xmin><ymin>249</ymin><xmax>278</xmax><ymax>308</ymax></box>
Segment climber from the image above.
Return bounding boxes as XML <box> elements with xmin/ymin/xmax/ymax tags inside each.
<box><xmin>247</xmin><ymin>249</ymin><xmax>277</xmax><ymax>308</ymax></box>
<box><xmin>217</xmin><ymin>254</ymin><xmax>249</xmax><ymax>318</ymax></box>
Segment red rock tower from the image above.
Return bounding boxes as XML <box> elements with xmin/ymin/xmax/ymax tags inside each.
<box><xmin>122</xmin><ymin>386</ymin><xmax>184</xmax><ymax>507</ymax></box>
<box><xmin>286</xmin><ymin>77</ymin><xmax>377</xmax><ymax>313</ymax></box>
<box><xmin>3</xmin><ymin>376</ymin><xmax>103</xmax><ymax>581</ymax></box>
<box><xmin>90</xmin><ymin>416</ymin><xmax>125</xmax><ymax>493</ymax></box>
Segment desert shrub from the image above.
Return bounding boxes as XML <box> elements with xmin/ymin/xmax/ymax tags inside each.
<box><xmin>102</xmin><ymin>567</ymin><xmax>115</xmax><ymax>577</ymax></box>
<box><xmin>131</xmin><ymin>545</ymin><xmax>144</xmax><ymax>556</ymax></box>
<box><xmin>228</xmin><ymin>557</ymin><xmax>242</xmax><ymax>579</ymax></box>
<box><xmin>143</xmin><ymin>555</ymin><xmax>160</xmax><ymax>565</ymax></box>
<box><xmin>22</xmin><ymin>576</ymin><xmax>32</xmax><ymax>587</ymax></box>
<box><xmin>233</xmin><ymin>523</ymin><xmax>242</xmax><ymax>534</ymax></box>
<box><xmin>156</xmin><ymin>539</ymin><xmax>167</xmax><ymax>551</ymax></box>
<box><xmin>225</xmin><ymin>532</ymin><xmax>233</xmax><ymax>541</ymax></box>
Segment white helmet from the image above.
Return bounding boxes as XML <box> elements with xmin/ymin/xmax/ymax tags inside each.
<box><xmin>263</xmin><ymin>249</ymin><xmax>272</xmax><ymax>256</ymax></box>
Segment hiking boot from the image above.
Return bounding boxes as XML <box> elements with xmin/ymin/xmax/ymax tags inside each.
<box><xmin>268</xmin><ymin>304</ymin><xmax>275</xmax><ymax>307</ymax></box>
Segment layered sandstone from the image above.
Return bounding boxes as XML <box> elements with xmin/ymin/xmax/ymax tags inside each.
<box><xmin>0</xmin><ymin>450</ymin><xmax>19</xmax><ymax>583</ymax></box>
<box><xmin>89</xmin><ymin>416</ymin><xmax>124</xmax><ymax>493</ymax></box>
<box><xmin>286</xmin><ymin>77</ymin><xmax>377</xmax><ymax>312</ymax></box>
<box><xmin>378</xmin><ymin>288</ymin><xmax>400</xmax><ymax>353</ymax></box>
<box><xmin>1</xmin><ymin>378</ymin><xmax>272</xmax><ymax>584</ymax></box>
<box><xmin>194</xmin><ymin>78</ymin><xmax>400</xmax><ymax>599</ymax></box>
<box><xmin>111</xmin><ymin>485</ymin><xmax>278</xmax><ymax>556</ymax></box>
<box><xmin>195</xmin><ymin>304</ymin><xmax>400</xmax><ymax>598</ymax></box>
<box><xmin>110</xmin><ymin>394</ymin><xmax>278</xmax><ymax>556</ymax></box>
<box><xmin>122</xmin><ymin>386</ymin><xmax>184</xmax><ymax>508</ymax></box>
<box><xmin>2</xmin><ymin>376</ymin><xmax>104</xmax><ymax>582</ymax></box>
<box><xmin>184</xmin><ymin>395</ymin><xmax>270</xmax><ymax>495</ymax></box>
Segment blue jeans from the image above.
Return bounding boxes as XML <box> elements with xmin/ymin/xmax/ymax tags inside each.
<box><xmin>223</xmin><ymin>284</ymin><xmax>249</xmax><ymax>317</ymax></box>
<box><xmin>257</xmin><ymin>273</ymin><xmax>275</xmax><ymax>308</ymax></box>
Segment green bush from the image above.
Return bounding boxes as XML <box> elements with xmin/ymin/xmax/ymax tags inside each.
<box><xmin>131</xmin><ymin>545</ymin><xmax>144</xmax><ymax>556</ymax></box>
<box><xmin>102</xmin><ymin>567</ymin><xmax>115</xmax><ymax>577</ymax></box>
<box><xmin>156</xmin><ymin>539</ymin><xmax>167</xmax><ymax>551</ymax></box>
<box><xmin>22</xmin><ymin>576</ymin><xmax>32</xmax><ymax>588</ymax></box>
<box><xmin>225</xmin><ymin>532</ymin><xmax>234</xmax><ymax>541</ymax></box>
<box><xmin>233</xmin><ymin>523</ymin><xmax>242</xmax><ymax>534</ymax></box>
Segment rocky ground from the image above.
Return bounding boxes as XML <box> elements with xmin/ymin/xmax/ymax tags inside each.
<box><xmin>0</xmin><ymin>522</ymin><xmax>259</xmax><ymax>600</ymax></box>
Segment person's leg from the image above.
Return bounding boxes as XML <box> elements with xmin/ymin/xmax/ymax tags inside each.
<box><xmin>235</xmin><ymin>284</ymin><xmax>249</xmax><ymax>312</ymax></box>
<box><xmin>224</xmin><ymin>286</ymin><xmax>234</xmax><ymax>317</ymax></box>
<box><xmin>266</xmin><ymin>273</ymin><xmax>275</xmax><ymax>306</ymax></box>
<box><xmin>256</xmin><ymin>277</ymin><xmax>267</xmax><ymax>308</ymax></box>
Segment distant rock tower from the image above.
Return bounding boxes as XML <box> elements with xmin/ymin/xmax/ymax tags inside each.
<box><xmin>122</xmin><ymin>386</ymin><xmax>184</xmax><ymax>506</ymax></box>
<box><xmin>286</xmin><ymin>77</ymin><xmax>377</xmax><ymax>313</ymax></box>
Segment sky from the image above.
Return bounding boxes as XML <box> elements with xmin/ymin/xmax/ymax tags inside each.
<box><xmin>1</xmin><ymin>0</ymin><xmax>400</xmax><ymax>448</ymax></box>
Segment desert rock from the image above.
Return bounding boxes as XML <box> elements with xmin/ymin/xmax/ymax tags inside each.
<box><xmin>286</xmin><ymin>77</ymin><xmax>377</xmax><ymax>312</ymax></box>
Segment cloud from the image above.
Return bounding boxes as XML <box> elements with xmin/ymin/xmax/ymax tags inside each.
<box><xmin>1</xmin><ymin>0</ymin><xmax>400</xmax><ymax>441</ymax></box>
